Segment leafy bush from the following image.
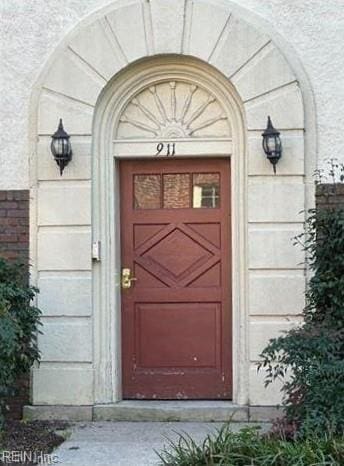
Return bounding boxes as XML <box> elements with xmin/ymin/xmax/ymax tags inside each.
<box><xmin>0</xmin><ymin>258</ymin><xmax>42</xmax><ymax>425</ymax></box>
<box><xmin>259</xmin><ymin>182</ymin><xmax>344</xmax><ymax>436</ymax></box>
<box><xmin>157</xmin><ymin>424</ymin><xmax>344</xmax><ymax>465</ymax></box>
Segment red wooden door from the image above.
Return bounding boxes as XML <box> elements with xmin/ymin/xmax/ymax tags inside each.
<box><xmin>120</xmin><ymin>159</ymin><xmax>231</xmax><ymax>399</ymax></box>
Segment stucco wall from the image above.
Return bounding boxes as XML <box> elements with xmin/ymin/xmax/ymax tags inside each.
<box><xmin>0</xmin><ymin>0</ymin><xmax>344</xmax><ymax>190</ymax></box>
<box><xmin>0</xmin><ymin>0</ymin><xmax>342</xmax><ymax>411</ymax></box>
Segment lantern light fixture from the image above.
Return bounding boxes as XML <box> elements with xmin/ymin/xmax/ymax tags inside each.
<box><xmin>262</xmin><ymin>116</ymin><xmax>282</xmax><ymax>174</ymax></box>
<box><xmin>50</xmin><ymin>119</ymin><xmax>72</xmax><ymax>175</ymax></box>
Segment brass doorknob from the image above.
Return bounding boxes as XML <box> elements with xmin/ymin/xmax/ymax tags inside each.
<box><xmin>121</xmin><ymin>268</ymin><xmax>137</xmax><ymax>289</ymax></box>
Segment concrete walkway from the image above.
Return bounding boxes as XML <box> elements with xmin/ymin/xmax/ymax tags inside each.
<box><xmin>54</xmin><ymin>421</ymin><xmax>267</xmax><ymax>465</ymax></box>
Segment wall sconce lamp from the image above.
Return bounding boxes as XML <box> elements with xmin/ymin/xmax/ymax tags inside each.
<box><xmin>262</xmin><ymin>116</ymin><xmax>282</xmax><ymax>174</ymax></box>
<box><xmin>50</xmin><ymin>119</ymin><xmax>72</xmax><ymax>175</ymax></box>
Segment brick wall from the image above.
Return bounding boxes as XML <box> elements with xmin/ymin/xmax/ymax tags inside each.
<box><xmin>0</xmin><ymin>190</ymin><xmax>29</xmax><ymax>262</ymax></box>
<box><xmin>3</xmin><ymin>375</ymin><xmax>30</xmax><ymax>421</ymax></box>
<box><xmin>0</xmin><ymin>190</ymin><xmax>30</xmax><ymax>420</ymax></box>
<box><xmin>316</xmin><ymin>184</ymin><xmax>344</xmax><ymax>208</ymax></box>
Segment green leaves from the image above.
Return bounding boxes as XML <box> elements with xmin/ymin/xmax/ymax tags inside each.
<box><xmin>157</xmin><ymin>424</ymin><xmax>344</xmax><ymax>465</ymax></box>
<box><xmin>0</xmin><ymin>258</ymin><xmax>42</xmax><ymax>426</ymax></box>
<box><xmin>259</xmin><ymin>193</ymin><xmax>344</xmax><ymax>436</ymax></box>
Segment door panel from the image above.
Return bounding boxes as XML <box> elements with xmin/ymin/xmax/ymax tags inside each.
<box><xmin>120</xmin><ymin>159</ymin><xmax>231</xmax><ymax>399</ymax></box>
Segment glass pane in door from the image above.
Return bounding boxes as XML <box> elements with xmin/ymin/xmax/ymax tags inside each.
<box><xmin>163</xmin><ymin>174</ymin><xmax>191</xmax><ymax>208</ymax></box>
<box><xmin>134</xmin><ymin>174</ymin><xmax>161</xmax><ymax>209</ymax></box>
<box><xmin>193</xmin><ymin>173</ymin><xmax>220</xmax><ymax>208</ymax></box>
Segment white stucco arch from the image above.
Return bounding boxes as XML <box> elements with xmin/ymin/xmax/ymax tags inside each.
<box><xmin>29</xmin><ymin>0</ymin><xmax>315</xmax><ymax>410</ymax></box>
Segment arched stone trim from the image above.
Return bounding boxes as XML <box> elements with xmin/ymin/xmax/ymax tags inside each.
<box><xmin>29</xmin><ymin>0</ymin><xmax>315</xmax><ymax>407</ymax></box>
<box><xmin>35</xmin><ymin>0</ymin><xmax>306</xmax><ymax>138</ymax></box>
<box><xmin>92</xmin><ymin>56</ymin><xmax>246</xmax><ymax>403</ymax></box>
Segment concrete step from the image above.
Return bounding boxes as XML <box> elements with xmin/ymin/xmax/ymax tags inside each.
<box><xmin>24</xmin><ymin>402</ymin><xmax>280</xmax><ymax>422</ymax></box>
<box><xmin>93</xmin><ymin>400</ymin><xmax>249</xmax><ymax>422</ymax></box>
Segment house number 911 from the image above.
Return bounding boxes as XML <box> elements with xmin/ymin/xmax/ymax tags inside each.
<box><xmin>156</xmin><ymin>143</ymin><xmax>176</xmax><ymax>157</ymax></box>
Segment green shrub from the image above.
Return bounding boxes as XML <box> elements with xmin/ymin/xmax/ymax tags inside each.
<box><xmin>0</xmin><ymin>258</ymin><xmax>42</xmax><ymax>425</ymax></box>
<box><xmin>259</xmin><ymin>183</ymin><xmax>344</xmax><ymax>436</ymax></box>
<box><xmin>157</xmin><ymin>424</ymin><xmax>344</xmax><ymax>465</ymax></box>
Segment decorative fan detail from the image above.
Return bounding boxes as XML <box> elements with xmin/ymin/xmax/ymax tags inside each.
<box><xmin>117</xmin><ymin>81</ymin><xmax>230</xmax><ymax>139</ymax></box>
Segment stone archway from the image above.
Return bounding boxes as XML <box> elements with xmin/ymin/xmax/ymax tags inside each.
<box><xmin>92</xmin><ymin>56</ymin><xmax>245</xmax><ymax>404</ymax></box>
<box><xmin>29</xmin><ymin>0</ymin><xmax>314</xmax><ymax>414</ymax></box>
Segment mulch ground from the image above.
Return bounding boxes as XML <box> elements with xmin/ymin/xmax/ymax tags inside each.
<box><xmin>0</xmin><ymin>420</ymin><xmax>69</xmax><ymax>465</ymax></box>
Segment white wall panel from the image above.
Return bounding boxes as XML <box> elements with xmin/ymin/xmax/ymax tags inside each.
<box><xmin>38</xmin><ymin>273</ymin><xmax>92</xmax><ymax>316</ymax></box>
<box><xmin>69</xmin><ymin>20</ymin><xmax>124</xmax><ymax>80</ymax></box>
<box><xmin>249</xmin><ymin>272</ymin><xmax>305</xmax><ymax>316</ymax></box>
<box><xmin>211</xmin><ymin>15</ymin><xmax>269</xmax><ymax>78</ymax></box>
<box><xmin>245</xmin><ymin>83</ymin><xmax>304</xmax><ymax>130</ymax></box>
<box><xmin>32</xmin><ymin>366</ymin><xmax>93</xmax><ymax>405</ymax></box>
<box><xmin>38</xmin><ymin>182</ymin><xmax>91</xmax><ymax>226</ymax></box>
<box><xmin>249</xmin><ymin>319</ymin><xmax>300</xmax><ymax>361</ymax></box>
<box><xmin>150</xmin><ymin>0</ymin><xmax>185</xmax><ymax>53</ymax></box>
<box><xmin>38</xmin><ymin>319</ymin><xmax>92</xmax><ymax>362</ymax></box>
<box><xmin>232</xmin><ymin>43</ymin><xmax>296</xmax><ymax>101</ymax></box>
<box><xmin>248</xmin><ymin>180</ymin><xmax>304</xmax><ymax>223</ymax></box>
<box><xmin>37</xmin><ymin>227</ymin><xmax>91</xmax><ymax>271</ymax></box>
<box><xmin>106</xmin><ymin>2</ymin><xmax>146</xmax><ymax>61</ymax></box>
<box><xmin>248</xmin><ymin>226</ymin><xmax>304</xmax><ymax>269</ymax></box>
<box><xmin>38</xmin><ymin>91</ymin><xmax>93</xmax><ymax>136</ymax></box>
<box><xmin>43</xmin><ymin>49</ymin><xmax>105</xmax><ymax>106</ymax></box>
<box><xmin>188</xmin><ymin>0</ymin><xmax>230</xmax><ymax>60</ymax></box>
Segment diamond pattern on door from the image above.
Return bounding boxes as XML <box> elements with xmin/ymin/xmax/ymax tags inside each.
<box><xmin>142</xmin><ymin>228</ymin><xmax>213</xmax><ymax>280</ymax></box>
<box><xmin>135</xmin><ymin>223</ymin><xmax>220</xmax><ymax>287</ymax></box>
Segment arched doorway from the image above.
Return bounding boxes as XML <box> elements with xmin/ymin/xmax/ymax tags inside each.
<box><xmin>28</xmin><ymin>0</ymin><xmax>312</xmax><ymax>416</ymax></box>
<box><xmin>92</xmin><ymin>56</ymin><xmax>245</xmax><ymax>402</ymax></box>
